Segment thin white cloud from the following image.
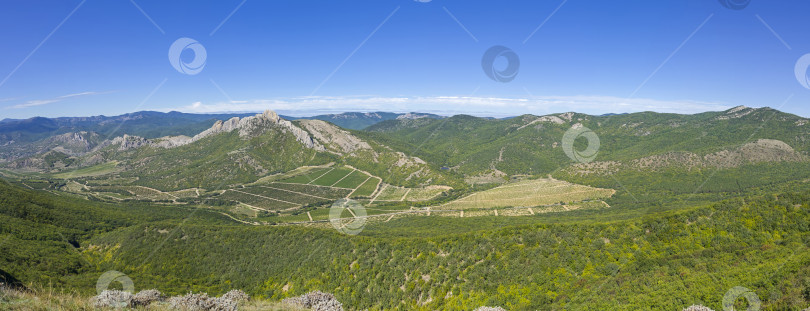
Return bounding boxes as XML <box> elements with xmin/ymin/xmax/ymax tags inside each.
<box><xmin>165</xmin><ymin>95</ymin><xmax>732</xmax><ymax>117</ymax></box>
<box><xmin>6</xmin><ymin>91</ymin><xmax>112</xmax><ymax>109</ymax></box>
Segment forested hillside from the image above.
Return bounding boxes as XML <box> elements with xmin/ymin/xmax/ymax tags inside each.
<box><xmin>1</xmin><ymin>179</ymin><xmax>809</xmax><ymax>310</ymax></box>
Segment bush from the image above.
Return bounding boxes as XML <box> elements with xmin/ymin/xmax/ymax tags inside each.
<box><xmin>221</xmin><ymin>289</ymin><xmax>250</xmax><ymax>303</ymax></box>
<box><xmin>167</xmin><ymin>292</ymin><xmax>237</xmax><ymax>311</ymax></box>
<box><xmin>682</xmin><ymin>305</ymin><xmax>714</xmax><ymax>311</ymax></box>
<box><xmin>132</xmin><ymin>289</ymin><xmax>165</xmax><ymax>307</ymax></box>
<box><xmin>91</xmin><ymin>290</ymin><xmax>133</xmax><ymax>308</ymax></box>
<box><xmin>282</xmin><ymin>291</ymin><xmax>343</xmax><ymax>311</ymax></box>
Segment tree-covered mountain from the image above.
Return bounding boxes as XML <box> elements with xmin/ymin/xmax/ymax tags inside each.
<box><xmin>362</xmin><ymin>106</ymin><xmax>810</xmax><ymax>178</ymax></box>
<box><xmin>28</xmin><ymin>111</ymin><xmax>457</xmax><ymax>190</ymax></box>
<box><xmin>285</xmin><ymin>111</ymin><xmax>444</xmax><ymax>130</ymax></box>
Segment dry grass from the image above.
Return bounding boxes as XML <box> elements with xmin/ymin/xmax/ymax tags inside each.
<box><xmin>438</xmin><ymin>178</ymin><xmax>614</xmax><ymax>210</ymax></box>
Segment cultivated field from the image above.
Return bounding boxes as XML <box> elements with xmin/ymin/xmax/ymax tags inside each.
<box><xmin>437</xmin><ymin>178</ymin><xmax>614</xmax><ymax>210</ymax></box>
<box><xmin>371</xmin><ymin>184</ymin><xmax>448</xmax><ymax>202</ymax></box>
<box><xmin>214</xmin><ymin>166</ymin><xmax>382</xmax><ymax>211</ymax></box>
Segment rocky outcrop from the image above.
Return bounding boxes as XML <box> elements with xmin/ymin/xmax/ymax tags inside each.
<box><xmin>153</xmin><ymin>135</ymin><xmax>193</xmax><ymax>148</ymax></box>
<box><xmin>111</xmin><ymin>134</ymin><xmax>151</xmax><ymax>151</ymax></box>
<box><xmin>396</xmin><ymin>112</ymin><xmax>433</xmax><ymax>120</ymax></box>
<box><xmin>716</xmin><ymin>106</ymin><xmax>754</xmax><ymax>120</ymax></box>
<box><xmin>92</xmin><ymin>289</ymin><xmax>249</xmax><ymax>310</ymax></box>
<box><xmin>517</xmin><ymin>115</ymin><xmax>566</xmax><ymax>130</ymax></box>
<box><xmin>682</xmin><ymin>305</ymin><xmax>714</xmax><ymax>311</ymax></box>
<box><xmin>299</xmin><ymin>119</ymin><xmax>370</xmax><ymax>154</ymax></box>
<box><xmin>109</xmin><ymin>110</ymin><xmax>324</xmax><ymax>152</ymax></box>
<box><xmin>183</xmin><ymin>110</ymin><xmax>322</xmax><ymax>150</ymax></box>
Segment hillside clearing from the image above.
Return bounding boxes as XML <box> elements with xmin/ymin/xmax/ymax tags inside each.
<box><xmin>438</xmin><ymin>178</ymin><xmax>614</xmax><ymax>210</ymax></box>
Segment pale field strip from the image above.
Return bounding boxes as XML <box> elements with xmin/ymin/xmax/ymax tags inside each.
<box><xmin>218</xmin><ymin>212</ymin><xmax>260</xmax><ymax>225</ymax></box>
<box><xmin>330</xmin><ymin>168</ymin><xmax>358</xmax><ymax>187</ymax></box>
<box><xmin>399</xmin><ymin>187</ymin><xmax>447</xmax><ymax>201</ymax></box>
<box><xmin>451</xmin><ymin>188</ymin><xmax>606</xmax><ymax>203</ymax></box>
<box><xmin>346</xmin><ymin>176</ymin><xmax>372</xmax><ymax>198</ymax></box>
<box><xmin>130</xmin><ymin>185</ymin><xmax>179</xmax><ymax>200</ymax></box>
<box><xmin>229</xmin><ymin>189</ymin><xmax>301</xmax><ymax>207</ymax></box>
<box><xmin>438</xmin><ymin>178</ymin><xmax>614</xmax><ymax>210</ymax></box>
<box><xmin>400</xmin><ymin>188</ymin><xmax>411</xmax><ymax>201</ymax></box>
<box><xmin>448</xmin><ymin>184</ymin><xmax>568</xmax><ymax>203</ymax></box>
<box><xmin>369</xmin><ymin>183</ymin><xmax>388</xmax><ymax>204</ymax></box>
<box><xmin>307</xmin><ymin>167</ymin><xmax>334</xmax><ymax>184</ymax></box>
<box><xmin>272</xmin><ymin>181</ymin><xmax>353</xmax><ymax>191</ymax></box>
<box><xmin>238</xmin><ymin>202</ymin><xmax>271</xmax><ymax>212</ymax></box>
<box><xmin>258</xmin><ymin>185</ymin><xmax>330</xmax><ymax>200</ymax></box>
<box><xmin>373</xmin><ymin>185</ymin><xmax>409</xmax><ymax>201</ymax></box>
<box><xmin>440</xmin><ymin>190</ymin><xmax>611</xmax><ymax>210</ymax></box>
<box><xmin>169</xmin><ymin>188</ymin><xmax>201</xmax><ymax>199</ymax></box>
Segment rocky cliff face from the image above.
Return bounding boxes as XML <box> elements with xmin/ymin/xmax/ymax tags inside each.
<box><xmin>299</xmin><ymin>119</ymin><xmax>371</xmax><ymax>154</ymax></box>
<box><xmin>109</xmin><ymin>110</ymin><xmax>324</xmax><ymax>151</ymax></box>
<box><xmin>111</xmin><ymin>134</ymin><xmax>151</xmax><ymax>151</ymax></box>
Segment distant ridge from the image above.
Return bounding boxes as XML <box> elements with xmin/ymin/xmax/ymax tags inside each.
<box><xmin>284</xmin><ymin>111</ymin><xmax>444</xmax><ymax>130</ymax></box>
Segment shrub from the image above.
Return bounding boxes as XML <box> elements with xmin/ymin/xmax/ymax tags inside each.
<box><xmin>221</xmin><ymin>289</ymin><xmax>250</xmax><ymax>303</ymax></box>
<box><xmin>282</xmin><ymin>291</ymin><xmax>344</xmax><ymax>311</ymax></box>
<box><xmin>167</xmin><ymin>292</ymin><xmax>238</xmax><ymax>311</ymax></box>
<box><xmin>91</xmin><ymin>290</ymin><xmax>133</xmax><ymax>308</ymax></box>
<box><xmin>132</xmin><ymin>289</ymin><xmax>165</xmax><ymax>307</ymax></box>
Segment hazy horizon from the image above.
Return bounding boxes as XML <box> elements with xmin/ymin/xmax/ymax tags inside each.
<box><xmin>3</xmin><ymin>1</ymin><xmax>810</xmax><ymax>119</ymax></box>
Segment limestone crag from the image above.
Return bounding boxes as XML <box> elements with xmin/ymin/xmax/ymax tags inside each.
<box><xmin>110</xmin><ymin>110</ymin><xmax>324</xmax><ymax>151</ymax></box>
<box><xmin>187</xmin><ymin>110</ymin><xmax>323</xmax><ymax>151</ymax></box>
<box><xmin>111</xmin><ymin>134</ymin><xmax>151</xmax><ymax>151</ymax></box>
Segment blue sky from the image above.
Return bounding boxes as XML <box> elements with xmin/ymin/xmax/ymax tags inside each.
<box><xmin>1</xmin><ymin>0</ymin><xmax>810</xmax><ymax>119</ymax></box>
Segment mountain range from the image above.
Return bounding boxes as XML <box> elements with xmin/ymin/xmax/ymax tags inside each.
<box><xmin>2</xmin><ymin>106</ymin><xmax>810</xmax><ymax>310</ymax></box>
